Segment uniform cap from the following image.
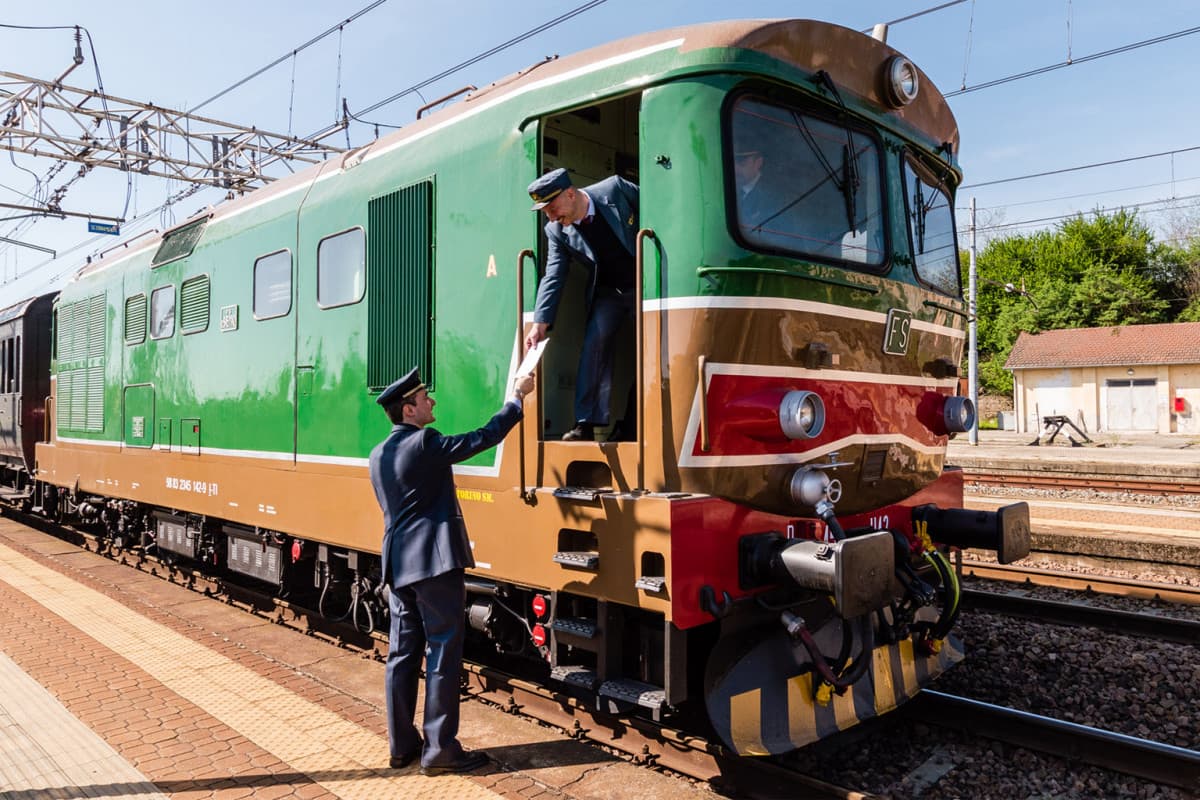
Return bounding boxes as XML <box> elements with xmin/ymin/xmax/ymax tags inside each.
<box><xmin>528</xmin><ymin>168</ymin><xmax>572</xmax><ymax>210</ymax></box>
<box><xmin>377</xmin><ymin>367</ymin><xmax>425</xmax><ymax>406</ymax></box>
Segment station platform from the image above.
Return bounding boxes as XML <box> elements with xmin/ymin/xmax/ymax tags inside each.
<box><xmin>0</xmin><ymin>519</ymin><xmax>710</xmax><ymax>800</ymax></box>
<box><xmin>947</xmin><ymin>429</ymin><xmax>1200</xmax><ymax>481</ymax></box>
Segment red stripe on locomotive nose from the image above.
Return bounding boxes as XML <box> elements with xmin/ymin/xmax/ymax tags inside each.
<box><xmin>695</xmin><ymin>374</ymin><xmax>949</xmax><ymax>457</ymax></box>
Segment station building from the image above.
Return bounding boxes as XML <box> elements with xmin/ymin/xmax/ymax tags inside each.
<box><xmin>1005</xmin><ymin>321</ymin><xmax>1200</xmax><ymax>435</ymax></box>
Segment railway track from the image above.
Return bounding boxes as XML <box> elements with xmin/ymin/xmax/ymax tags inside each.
<box><xmin>964</xmin><ymin>471</ymin><xmax>1200</xmax><ymax>496</ymax></box>
<box><xmin>961</xmin><ymin>584</ymin><xmax>1200</xmax><ymax>644</ymax></box>
<box><xmin>904</xmin><ymin>691</ymin><xmax>1200</xmax><ymax>793</ymax></box>
<box><xmin>961</xmin><ymin>559</ymin><xmax>1200</xmax><ymax>606</ymax></box>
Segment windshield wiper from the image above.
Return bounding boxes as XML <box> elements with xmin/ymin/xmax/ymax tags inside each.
<box><xmin>841</xmin><ymin>141</ymin><xmax>860</xmax><ymax>231</ymax></box>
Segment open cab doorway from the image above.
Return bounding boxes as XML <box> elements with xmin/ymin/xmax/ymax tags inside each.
<box><xmin>531</xmin><ymin>93</ymin><xmax>641</xmax><ymax>448</ymax></box>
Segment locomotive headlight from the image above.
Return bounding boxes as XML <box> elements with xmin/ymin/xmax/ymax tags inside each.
<box><xmin>779</xmin><ymin>390</ymin><xmax>825</xmax><ymax>440</ymax></box>
<box><xmin>943</xmin><ymin>396</ymin><xmax>976</xmax><ymax>433</ymax></box>
<box><xmin>789</xmin><ymin>467</ymin><xmax>832</xmax><ymax>507</ymax></box>
<box><xmin>884</xmin><ymin>56</ymin><xmax>919</xmax><ymax>107</ymax></box>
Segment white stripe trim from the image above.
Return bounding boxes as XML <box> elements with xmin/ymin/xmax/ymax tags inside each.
<box><xmin>361</xmin><ymin>38</ymin><xmax>687</xmax><ymax>168</ymax></box>
<box><xmin>296</xmin><ymin>453</ymin><xmax>367</xmax><ymax>467</ymax></box>
<box><xmin>677</xmin><ymin>362</ymin><xmax>948</xmax><ymax>468</ymax></box>
<box><xmin>645</xmin><ymin>295</ymin><xmax>965</xmax><ymax>339</ymax></box>
<box><xmin>706</xmin><ymin>361</ymin><xmax>959</xmax><ymax>389</ymax></box>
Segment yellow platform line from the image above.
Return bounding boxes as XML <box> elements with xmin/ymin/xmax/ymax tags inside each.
<box><xmin>0</xmin><ymin>542</ymin><xmax>497</xmax><ymax>800</ymax></box>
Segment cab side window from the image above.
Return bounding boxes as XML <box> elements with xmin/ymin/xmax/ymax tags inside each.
<box><xmin>150</xmin><ymin>285</ymin><xmax>176</xmax><ymax>339</ymax></box>
<box><xmin>317</xmin><ymin>229</ymin><xmax>365</xmax><ymax>308</ymax></box>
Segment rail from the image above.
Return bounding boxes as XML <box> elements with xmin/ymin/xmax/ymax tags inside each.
<box><xmin>907</xmin><ymin>690</ymin><xmax>1200</xmax><ymax>792</ymax></box>
<box><xmin>960</xmin><ymin>558</ymin><xmax>1200</xmax><ymax>606</ymax></box>
<box><xmin>635</xmin><ymin>228</ymin><xmax>656</xmax><ymax>491</ymax></box>
<box><xmin>516</xmin><ymin>248</ymin><xmax>536</xmax><ymax>502</ymax></box>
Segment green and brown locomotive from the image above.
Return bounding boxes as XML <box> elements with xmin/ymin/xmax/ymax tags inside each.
<box><xmin>30</xmin><ymin>18</ymin><xmax>1029</xmax><ymax>755</ymax></box>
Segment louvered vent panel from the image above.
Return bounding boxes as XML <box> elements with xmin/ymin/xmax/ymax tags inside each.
<box><xmin>125</xmin><ymin>295</ymin><xmax>147</xmax><ymax>344</ymax></box>
<box><xmin>180</xmin><ymin>275</ymin><xmax>210</xmax><ymax>333</ymax></box>
<box><xmin>55</xmin><ymin>293</ymin><xmax>106</xmax><ymax>432</ymax></box>
<box><xmin>86</xmin><ymin>294</ymin><xmax>106</xmax><ymax>358</ymax></box>
<box><xmin>368</xmin><ymin>180</ymin><xmax>434</xmax><ymax>392</ymax></box>
<box><xmin>85</xmin><ymin>365</ymin><xmax>105</xmax><ymax>431</ymax></box>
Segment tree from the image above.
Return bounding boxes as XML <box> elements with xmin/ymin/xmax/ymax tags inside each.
<box><xmin>967</xmin><ymin>209</ymin><xmax>1172</xmax><ymax>395</ymax></box>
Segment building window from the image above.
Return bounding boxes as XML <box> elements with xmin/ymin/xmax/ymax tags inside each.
<box><xmin>150</xmin><ymin>285</ymin><xmax>176</xmax><ymax>339</ymax></box>
<box><xmin>317</xmin><ymin>228</ymin><xmax>365</xmax><ymax>308</ymax></box>
<box><xmin>254</xmin><ymin>250</ymin><xmax>292</xmax><ymax>319</ymax></box>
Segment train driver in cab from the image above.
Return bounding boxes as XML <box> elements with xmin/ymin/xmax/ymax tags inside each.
<box><xmin>524</xmin><ymin>167</ymin><xmax>639</xmax><ymax>442</ymax></box>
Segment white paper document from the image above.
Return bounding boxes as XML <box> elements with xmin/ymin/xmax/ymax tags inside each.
<box><xmin>516</xmin><ymin>338</ymin><xmax>549</xmax><ymax>378</ymax></box>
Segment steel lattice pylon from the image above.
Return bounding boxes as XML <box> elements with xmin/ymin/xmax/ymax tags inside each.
<box><xmin>0</xmin><ymin>63</ymin><xmax>346</xmax><ymax>193</ymax></box>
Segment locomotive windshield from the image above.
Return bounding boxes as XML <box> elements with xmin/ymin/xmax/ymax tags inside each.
<box><xmin>902</xmin><ymin>157</ymin><xmax>961</xmax><ymax>297</ymax></box>
<box><xmin>728</xmin><ymin>95</ymin><xmax>885</xmax><ymax>268</ymax></box>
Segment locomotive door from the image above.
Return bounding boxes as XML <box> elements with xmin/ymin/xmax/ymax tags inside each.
<box><xmin>532</xmin><ymin>93</ymin><xmax>642</xmax><ymax>444</ymax></box>
<box><xmin>293</xmin><ymin>161</ymin><xmax>369</xmax><ymax>464</ymax></box>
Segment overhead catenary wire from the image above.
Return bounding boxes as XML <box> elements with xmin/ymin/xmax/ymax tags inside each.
<box><xmin>961</xmin><ymin>144</ymin><xmax>1200</xmax><ymax>190</ymax></box>
<box><xmin>185</xmin><ymin>0</ymin><xmax>389</xmax><ymax>114</ymax></box>
<box><xmin>945</xmin><ymin>23</ymin><xmax>1200</xmax><ymax>97</ymax></box>
<box><xmin>353</xmin><ymin>0</ymin><xmax>608</xmax><ymax>119</ymax></box>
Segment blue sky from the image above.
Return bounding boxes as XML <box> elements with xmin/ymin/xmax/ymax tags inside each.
<box><xmin>2</xmin><ymin>0</ymin><xmax>1198</xmax><ymax>305</ymax></box>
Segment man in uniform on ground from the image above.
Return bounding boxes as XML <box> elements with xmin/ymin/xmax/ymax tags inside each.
<box><xmin>369</xmin><ymin>366</ymin><xmax>535</xmax><ymax>775</ymax></box>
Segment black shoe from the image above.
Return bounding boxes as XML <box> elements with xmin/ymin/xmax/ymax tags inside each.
<box><xmin>389</xmin><ymin>750</ymin><xmax>419</xmax><ymax>769</ymax></box>
<box><xmin>606</xmin><ymin>422</ymin><xmax>634</xmax><ymax>442</ymax></box>
<box><xmin>562</xmin><ymin>423</ymin><xmax>594</xmax><ymax>441</ymax></box>
<box><xmin>420</xmin><ymin>750</ymin><xmax>489</xmax><ymax>776</ymax></box>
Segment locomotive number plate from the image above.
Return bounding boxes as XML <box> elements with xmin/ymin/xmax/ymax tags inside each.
<box><xmin>882</xmin><ymin>308</ymin><xmax>912</xmax><ymax>355</ymax></box>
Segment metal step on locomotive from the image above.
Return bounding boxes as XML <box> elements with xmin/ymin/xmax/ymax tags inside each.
<box><xmin>8</xmin><ymin>17</ymin><xmax>1029</xmax><ymax>756</ymax></box>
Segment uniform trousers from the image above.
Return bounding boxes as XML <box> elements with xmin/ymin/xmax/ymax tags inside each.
<box><xmin>574</xmin><ymin>289</ymin><xmax>636</xmax><ymax>426</ymax></box>
<box><xmin>385</xmin><ymin>567</ymin><xmax>468</xmax><ymax>768</ymax></box>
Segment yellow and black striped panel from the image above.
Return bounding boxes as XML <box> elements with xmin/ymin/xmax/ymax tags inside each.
<box><xmin>720</xmin><ymin>635</ymin><xmax>964</xmax><ymax>756</ymax></box>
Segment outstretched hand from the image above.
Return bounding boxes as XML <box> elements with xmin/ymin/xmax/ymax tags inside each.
<box><xmin>524</xmin><ymin>322</ymin><xmax>548</xmax><ymax>353</ymax></box>
<box><xmin>513</xmin><ymin>372</ymin><xmax>535</xmax><ymax>399</ymax></box>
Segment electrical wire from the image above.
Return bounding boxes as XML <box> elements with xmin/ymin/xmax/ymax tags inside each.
<box><xmin>861</xmin><ymin>0</ymin><xmax>970</xmax><ymax>31</ymax></box>
<box><xmin>185</xmin><ymin>0</ymin><xmax>389</xmax><ymax>114</ymax></box>
<box><xmin>961</xmin><ymin>144</ymin><xmax>1200</xmax><ymax>190</ymax></box>
<box><xmin>969</xmin><ymin>174</ymin><xmax>1200</xmax><ymax>212</ymax></box>
<box><xmin>354</xmin><ymin>0</ymin><xmax>608</xmax><ymax>119</ymax></box>
<box><xmin>946</xmin><ymin>23</ymin><xmax>1200</xmax><ymax>98</ymax></box>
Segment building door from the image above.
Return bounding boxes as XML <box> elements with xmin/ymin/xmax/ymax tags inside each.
<box><xmin>1105</xmin><ymin>378</ymin><xmax>1157</xmax><ymax>430</ymax></box>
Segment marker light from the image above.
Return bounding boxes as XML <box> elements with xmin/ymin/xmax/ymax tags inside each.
<box><xmin>943</xmin><ymin>396</ymin><xmax>976</xmax><ymax>433</ymax></box>
<box><xmin>884</xmin><ymin>56</ymin><xmax>919</xmax><ymax>107</ymax></box>
<box><xmin>779</xmin><ymin>390</ymin><xmax>825</xmax><ymax>440</ymax></box>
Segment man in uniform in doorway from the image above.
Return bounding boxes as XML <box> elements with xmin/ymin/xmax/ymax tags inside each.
<box><xmin>369</xmin><ymin>366</ymin><xmax>535</xmax><ymax>775</ymax></box>
<box><xmin>524</xmin><ymin>167</ymin><xmax>639</xmax><ymax>442</ymax></box>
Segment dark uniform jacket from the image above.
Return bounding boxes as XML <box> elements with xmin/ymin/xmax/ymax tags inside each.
<box><xmin>369</xmin><ymin>401</ymin><xmax>522</xmax><ymax>588</ymax></box>
<box><xmin>532</xmin><ymin>175</ymin><xmax>639</xmax><ymax>327</ymax></box>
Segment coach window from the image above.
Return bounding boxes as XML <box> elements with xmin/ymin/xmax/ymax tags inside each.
<box><xmin>13</xmin><ymin>335</ymin><xmax>19</xmax><ymax>392</ymax></box>
<box><xmin>150</xmin><ymin>285</ymin><xmax>176</xmax><ymax>339</ymax></box>
<box><xmin>317</xmin><ymin>228</ymin><xmax>365</xmax><ymax>308</ymax></box>
<box><xmin>254</xmin><ymin>250</ymin><xmax>292</xmax><ymax>319</ymax></box>
<box><xmin>727</xmin><ymin>94</ymin><xmax>886</xmax><ymax>269</ymax></box>
<box><xmin>902</xmin><ymin>155</ymin><xmax>960</xmax><ymax>297</ymax></box>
